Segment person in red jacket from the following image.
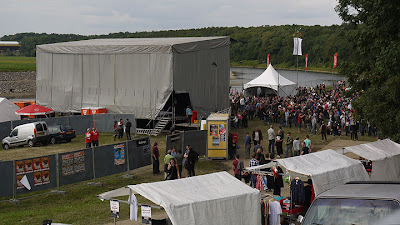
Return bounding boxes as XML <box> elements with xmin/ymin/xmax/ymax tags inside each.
<box><xmin>85</xmin><ymin>128</ymin><xmax>92</xmax><ymax>148</ymax></box>
<box><xmin>91</xmin><ymin>127</ymin><xmax>99</xmax><ymax>147</ymax></box>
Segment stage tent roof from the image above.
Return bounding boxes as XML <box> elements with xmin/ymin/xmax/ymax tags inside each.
<box><xmin>36</xmin><ymin>37</ymin><xmax>231</xmax><ymax>119</ymax></box>
<box><xmin>244</xmin><ymin>64</ymin><xmax>297</xmax><ymax>97</ymax></box>
<box><xmin>98</xmin><ymin>172</ymin><xmax>261</xmax><ymax>225</ymax></box>
<box><xmin>336</xmin><ymin>139</ymin><xmax>400</xmax><ymax>181</ymax></box>
<box><xmin>0</xmin><ymin>98</ymin><xmax>20</xmax><ymax>122</ymax></box>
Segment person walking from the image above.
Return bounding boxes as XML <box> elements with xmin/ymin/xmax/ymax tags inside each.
<box><xmin>113</xmin><ymin>121</ymin><xmax>118</xmax><ymax>141</ymax></box>
<box><xmin>275</xmin><ymin>130</ymin><xmax>283</xmax><ymax>157</ymax></box>
<box><xmin>268</xmin><ymin>125</ymin><xmax>276</xmax><ymax>153</ymax></box>
<box><xmin>186</xmin><ymin>106</ymin><xmax>193</xmax><ymax>125</ymax></box>
<box><xmin>252</xmin><ymin>126</ymin><xmax>263</xmax><ymax>145</ymax></box>
<box><xmin>293</xmin><ymin>137</ymin><xmax>301</xmax><ymax>156</ymax></box>
<box><xmin>85</xmin><ymin>128</ymin><xmax>92</xmax><ymax>149</ymax></box>
<box><xmin>244</xmin><ymin>132</ymin><xmax>252</xmax><ymax>159</ymax></box>
<box><xmin>304</xmin><ymin>135</ymin><xmax>312</xmax><ymax>152</ymax></box>
<box><xmin>285</xmin><ymin>132</ymin><xmax>294</xmax><ymax>158</ymax></box>
<box><xmin>117</xmin><ymin>119</ymin><xmax>124</xmax><ymax>139</ymax></box>
<box><xmin>91</xmin><ymin>127</ymin><xmax>99</xmax><ymax>147</ymax></box>
<box><xmin>320</xmin><ymin>121</ymin><xmax>327</xmax><ymax>141</ymax></box>
<box><xmin>152</xmin><ymin>142</ymin><xmax>160</xmax><ymax>175</ymax></box>
<box><xmin>232</xmin><ymin>154</ymin><xmax>243</xmax><ymax>180</ymax></box>
<box><xmin>125</xmin><ymin>118</ymin><xmax>132</xmax><ymax>140</ymax></box>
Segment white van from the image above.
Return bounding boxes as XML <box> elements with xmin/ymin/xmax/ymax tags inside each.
<box><xmin>2</xmin><ymin>122</ymin><xmax>50</xmax><ymax>149</ymax></box>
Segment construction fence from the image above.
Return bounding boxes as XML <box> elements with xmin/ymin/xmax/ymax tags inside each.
<box><xmin>0</xmin><ymin>137</ymin><xmax>151</xmax><ymax>199</ymax></box>
<box><xmin>0</xmin><ymin>114</ymin><xmax>136</xmax><ymax>141</ymax></box>
<box><xmin>166</xmin><ymin>130</ymin><xmax>207</xmax><ymax>156</ymax></box>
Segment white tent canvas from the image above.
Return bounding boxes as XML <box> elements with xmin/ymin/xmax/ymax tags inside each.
<box><xmin>0</xmin><ymin>98</ymin><xmax>20</xmax><ymax>122</ymax></box>
<box><xmin>337</xmin><ymin>139</ymin><xmax>400</xmax><ymax>181</ymax></box>
<box><xmin>246</xmin><ymin>150</ymin><xmax>370</xmax><ymax>195</ymax></box>
<box><xmin>244</xmin><ymin>64</ymin><xmax>297</xmax><ymax>97</ymax></box>
<box><xmin>98</xmin><ymin>172</ymin><xmax>260</xmax><ymax>225</ymax></box>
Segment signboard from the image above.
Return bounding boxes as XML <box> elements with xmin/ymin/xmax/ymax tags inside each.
<box><xmin>110</xmin><ymin>200</ymin><xmax>120</xmax><ymax>218</ymax></box>
<box><xmin>62</xmin><ymin>151</ymin><xmax>85</xmax><ymax>176</ymax></box>
<box><xmin>141</xmin><ymin>205</ymin><xmax>152</xmax><ymax>224</ymax></box>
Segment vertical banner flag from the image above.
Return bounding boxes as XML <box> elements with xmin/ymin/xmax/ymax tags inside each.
<box><xmin>333</xmin><ymin>52</ymin><xmax>338</xmax><ymax>68</ymax></box>
<box><xmin>266</xmin><ymin>54</ymin><xmax>270</xmax><ymax>67</ymax></box>
<box><xmin>293</xmin><ymin>38</ymin><xmax>303</xmax><ymax>55</ymax></box>
<box><xmin>305</xmin><ymin>54</ymin><xmax>309</xmax><ymax>70</ymax></box>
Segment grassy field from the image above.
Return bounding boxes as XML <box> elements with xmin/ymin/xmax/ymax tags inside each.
<box><xmin>0</xmin><ymin>119</ymin><xmax>376</xmax><ymax>224</ymax></box>
<box><xmin>0</xmin><ymin>56</ymin><xmax>36</xmax><ymax>72</ymax></box>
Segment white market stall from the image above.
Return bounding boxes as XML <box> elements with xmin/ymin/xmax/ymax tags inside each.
<box><xmin>336</xmin><ymin>139</ymin><xmax>400</xmax><ymax>181</ymax></box>
<box><xmin>244</xmin><ymin>64</ymin><xmax>297</xmax><ymax>97</ymax></box>
<box><xmin>98</xmin><ymin>171</ymin><xmax>261</xmax><ymax>225</ymax></box>
<box><xmin>0</xmin><ymin>98</ymin><xmax>20</xmax><ymax>122</ymax></box>
<box><xmin>246</xmin><ymin>150</ymin><xmax>371</xmax><ymax>195</ymax></box>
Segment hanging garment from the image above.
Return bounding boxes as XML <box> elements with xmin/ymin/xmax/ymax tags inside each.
<box><xmin>128</xmin><ymin>191</ymin><xmax>138</xmax><ymax>221</ymax></box>
<box><xmin>256</xmin><ymin>175</ymin><xmax>263</xmax><ymax>190</ymax></box>
<box><xmin>269</xmin><ymin>200</ymin><xmax>282</xmax><ymax>225</ymax></box>
<box><xmin>290</xmin><ymin>179</ymin><xmax>305</xmax><ymax>204</ymax></box>
<box><xmin>261</xmin><ymin>175</ymin><xmax>268</xmax><ymax>191</ymax></box>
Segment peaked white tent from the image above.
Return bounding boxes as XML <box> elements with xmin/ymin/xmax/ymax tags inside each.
<box><xmin>98</xmin><ymin>172</ymin><xmax>260</xmax><ymax>225</ymax></box>
<box><xmin>337</xmin><ymin>139</ymin><xmax>400</xmax><ymax>181</ymax></box>
<box><xmin>0</xmin><ymin>98</ymin><xmax>20</xmax><ymax>122</ymax></box>
<box><xmin>246</xmin><ymin>150</ymin><xmax>371</xmax><ymax>195</ymax></box>
<box><xmin>244</xmin><ymin>64</ymin><xmax>297</xmax><ymax>97</ymax></box>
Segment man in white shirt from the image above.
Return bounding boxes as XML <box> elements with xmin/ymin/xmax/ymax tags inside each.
<box><xmin>268</xmin><ymin>125</ymin><xmax>276</xmax><ymax>154</ymax></box>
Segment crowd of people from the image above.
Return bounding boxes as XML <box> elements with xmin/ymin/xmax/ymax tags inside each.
<box><xmin>230</xmin><ymin>81</ymin><xmax>379</xmax><ymax>142</ymax></box>
<box><xmin>152</xmin><ymin>143</ymin><xmax>199</xmax><ymax>180</ymax></box>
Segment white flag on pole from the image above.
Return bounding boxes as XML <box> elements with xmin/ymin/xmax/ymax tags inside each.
<box><xmin>293</xmin><ymin>37</ymin><xmax>303</xmax><ymax>55</ymax></box>
<box><xmin>20</xmin><ymin>175</ymin><xmax>31</xmax><ymax>190</ymax></box>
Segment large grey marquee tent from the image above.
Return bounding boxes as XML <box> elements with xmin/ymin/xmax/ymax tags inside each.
<box><xmin>36</xmin><ymin>37</ymin><xmax>230</xmax><ymax>119</ymax></box>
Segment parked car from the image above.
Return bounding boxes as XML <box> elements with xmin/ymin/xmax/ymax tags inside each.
<box><xmin>2</xmin><ymin>122</ymin><xmax>50</xmax><ymax>149</ymax></box>
<box><xmin>299</xmin><ymin>181</ymin><xmax>400</xmax><ymax>225</ymax></box>
<box><xmin>48</xmin><ymin>125</ymin><xmax>76</xmax><ymax>144</ymax></box>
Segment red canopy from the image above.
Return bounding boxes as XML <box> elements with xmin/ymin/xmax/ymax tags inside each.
<box><xmin>15</xmin><ymin>104</ymin><xmax>54</xmax><ymax>116</ymax></box>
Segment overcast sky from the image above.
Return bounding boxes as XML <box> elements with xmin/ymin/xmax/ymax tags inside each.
<box><xmin>0</xmin><ymin>0</ymin><xmax>342</xmax><ymax>38</ymax></box>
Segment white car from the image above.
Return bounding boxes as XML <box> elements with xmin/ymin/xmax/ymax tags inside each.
<box><xmin>2</xmin><ymin>122</ymin><xmax>50</xmax><ymax>149</ymax></box>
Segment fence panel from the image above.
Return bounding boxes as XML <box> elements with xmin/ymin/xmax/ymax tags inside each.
<box><xmin>128</xmin><ymin>137</ymin><xmax>152</xmax><ymax>169</ymax></box>
<box><xmin>68</xmin><ymin>115</ymin><xmax>94</xmax><ymax>134</ymax></box>
<box><xmin>93</xmin><ymin>114</ymin><xmax>115</xmax><ymax>133</ymax></box>
<box><xmin>58</xmin><ymin>148</ymin><xmax>94</xmax><ymax>186</ymax></box>
<box><xmin>0</xmin><ymin>161</ymin><xmax>14</xmax><ymax>197</ymax></box>
<box><xmin>45</xmin><ymin>116</ymin><xmax>69</xmax><ymax>126</ymax></box>
<box><xmin>94</xmin><ymin>143</ymin><xmax>128</xmax><ymax>178</ymax></box>
<box><xmin>183</xmin><ymin>130</ymin><xmax>207</xmax><ymax>156</ymax></box>
<box><xmin>11</xmin><ymin>119</ymin><xmax>40</xmax><ymax>128</ymax></box>
<box><xmin>0</xmin><ymin>121</ymin><xmax>11</xmax><ymax>142</ymax></box>
<box><xmin>166</xmin><ymin>133</ymin><xmax>183</xmax><ymax>155</ymax></box>
<box><xmin>15</xmin><ymin>154</ymin><xmax>57</xmax><ymax>195</ymax></box>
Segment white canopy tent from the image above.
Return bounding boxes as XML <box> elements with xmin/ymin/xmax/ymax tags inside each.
<box><xmin>246</xmin><ymin>150</ymin><xmax>371</xmax><ymax>195</ymax></box>
<box><xmin>98</xmin><ymin>171</ymin><xmax>260</xmax><ymax>225</ymax></box>
<box><xmin>0</xmin><ymin>98</ymin><xmax>20</xmax><ymax>122</ymax></box>
<box><xmin>243</xmin><ymin>64</ymin><xmax>297</xmax><ymax>97</ymax></box>
<box><xmin>336</xmin><ymin>139</ymin><xmax>400</xmax><ymax>181</ymax></box>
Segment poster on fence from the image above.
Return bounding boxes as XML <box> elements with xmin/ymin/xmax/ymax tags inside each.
<box><xmin>42</xmin><ymin>170</ymin><xmax>50</xmax><ymax>184</ymax></box>
<box><xmin>25</xmin><ymin>159</ymin><xmax>33</xmax><ymax>173</ymax></box>
<box><xmin>16</xmin><ymin>175</ymin><xmax>24</xmax><ymax>189</ymax></box>
<box><xmin>114</xmin><ymin>144</ymin><xmax>125</xmax><ymax>165</ymax></box>
<box><xmin>41</xmin><ymin>157</ymin><xmax>50</xmax><ymax>170</ymax></box>
<box><xmin>16</xmin><ymin>160</ymin><xmax>25</xmax><ymax>175</ymax></box>
<box><xmin>34</xmin><ymin>172</ymin><xmax>43</xmax><ymax>186</ymax></box>
<box><xmin>33</xmin><ymin>158</ymin><xmax>42</xmax><ymax>172</ymax></box>
<box><xmin>62</xmin><ymin>153</ymin><xmax>74</xmax><ymax>176</ymax></box>
<box><xmin>74</xmin><ymin>151</ymin><xmax>85</xmax><ymax>173</ymax></box>
<box><xmin>141</xmin><ymin>205</ymin><xmax>152</xmax><ymax>224</ymax></box>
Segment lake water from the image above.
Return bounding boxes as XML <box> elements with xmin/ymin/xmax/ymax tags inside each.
<box><xmin>230</xmin><ymin>67</ymin><xmax>345</xmax><ymax>91</ymax></box>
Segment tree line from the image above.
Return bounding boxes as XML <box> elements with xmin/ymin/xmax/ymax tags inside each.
<box><xmin>1</xmin><ymin>25</ymin><xmax>351</xmax><ymax>70</ymax></box>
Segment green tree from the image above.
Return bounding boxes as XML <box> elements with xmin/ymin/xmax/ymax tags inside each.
<box><xmin>335</xmin><ymin>0</ymin><xmax>400</xmax><ymax>142</ymax></box>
